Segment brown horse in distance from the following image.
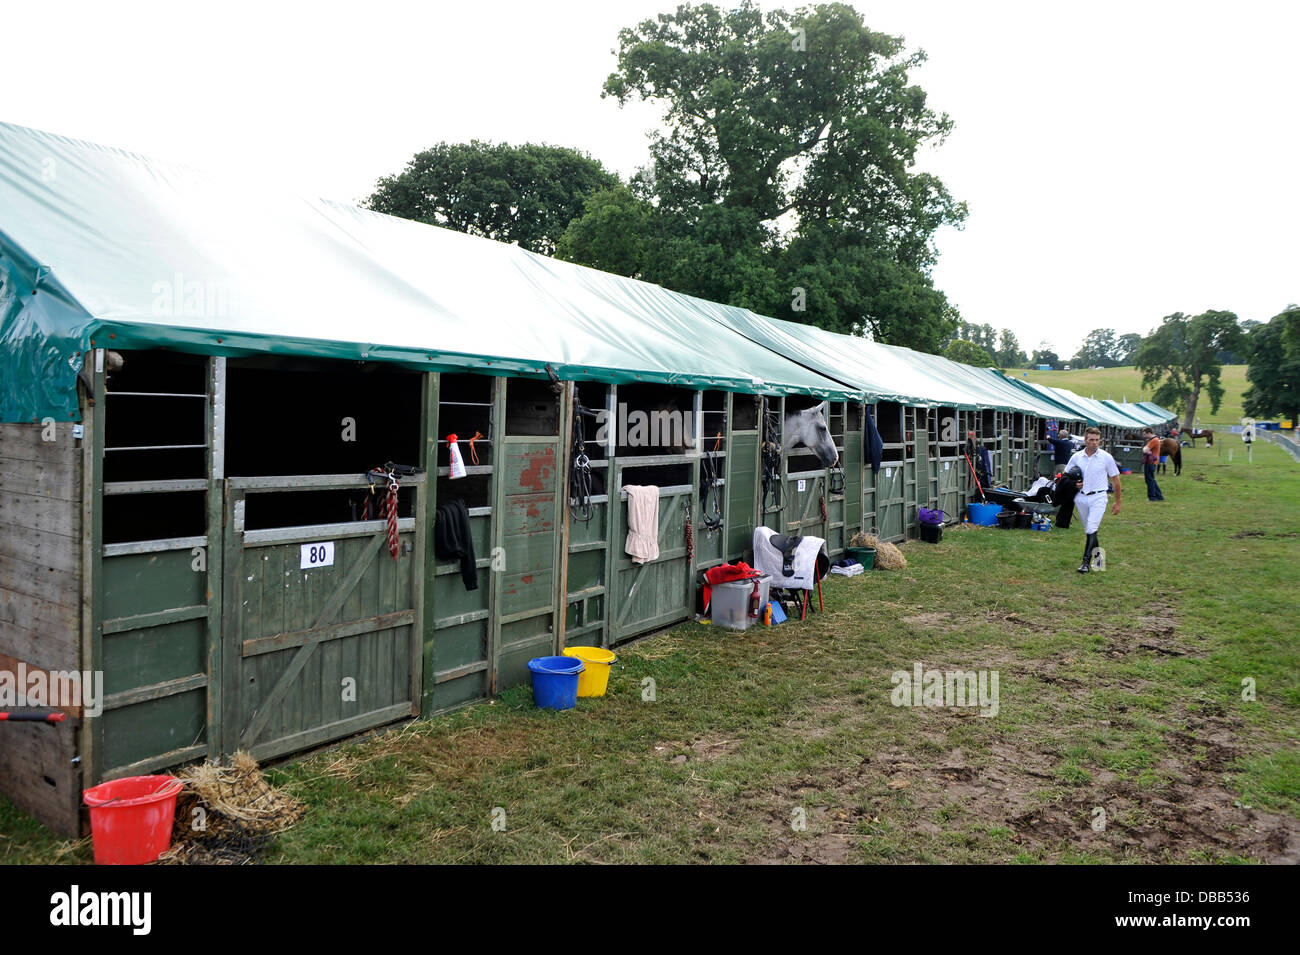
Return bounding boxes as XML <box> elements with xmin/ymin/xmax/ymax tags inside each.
<box><xmin>1186</xmin><ymin>428</ymin><xmax>1214</xmax><ymax>447</ymax></box>
<box><xmin>1158</xmin><ymin>437</ymin><xmax>1182</xmax><ymax>475</ymax></box>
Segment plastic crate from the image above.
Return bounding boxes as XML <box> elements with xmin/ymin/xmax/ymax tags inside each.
<box><xmin>711</xmin><ymin>575</ymin><xmax>772</xmax><ymax>631</ymax></box>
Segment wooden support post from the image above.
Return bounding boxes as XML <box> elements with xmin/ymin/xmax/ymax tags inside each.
<box><xmin>204</xmin><ymin>357</ymin><xmax>226</xmax><ymax>761</ymax></box>
<box><xmin>556</xmin><ymin>381</ymin><xmax>574</xmax><ymax>654</ymax></box>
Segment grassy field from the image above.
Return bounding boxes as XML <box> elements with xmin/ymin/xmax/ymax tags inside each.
<box><xmin>4</xmin><ymin>441</ymin><xmax>1298</xmax><ymax>864</ymax></box>
<box><xmin>1016</xmin><ymin>365</ymin><xmax>1252</xmax><ymax>428</ymax></box>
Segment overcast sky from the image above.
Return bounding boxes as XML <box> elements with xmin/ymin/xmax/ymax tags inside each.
<box><xmin>2</xmin><ymin>0</ymin><xmax>1296</xmax><ymax>359</ymax></box>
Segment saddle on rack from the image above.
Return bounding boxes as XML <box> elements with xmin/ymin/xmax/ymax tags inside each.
<box><xmin>752</xmin><ymin>527</ymin><xmax>830</xmax><ymax>591</ymax></box>
<box><xmin>767</xmin><ymin>532</ymin><xmax>803</xmax><ymax>579</ymax></box>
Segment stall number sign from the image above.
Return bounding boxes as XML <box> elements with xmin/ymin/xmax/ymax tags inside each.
<box><xmin>301</xmin><ymin>542</ymin><xmax>335</xmax><ymax>569</ymax></box>
<box><xmin>797</xmin><ymin>479</ymin><xmax>806</xmax><ymax>492</ymax></box>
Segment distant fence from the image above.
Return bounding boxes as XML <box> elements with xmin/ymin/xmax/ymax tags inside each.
<box><xmin>1260</xmin><ymin>430</ymin><xmax>1300</xmax><ymax>462</ymax></box>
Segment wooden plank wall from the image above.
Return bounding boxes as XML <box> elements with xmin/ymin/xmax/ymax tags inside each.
<box><xmin>0</xmin><ymin>421</ymin><xmax>84</xmax><ymax>835</ymax></box>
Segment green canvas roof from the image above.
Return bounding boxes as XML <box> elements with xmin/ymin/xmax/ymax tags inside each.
<box><xmin>700</xmin><ymin>309</ymin><xmax>1070</xmax><ymax>416</ymax></box>
<box><xmin>1045</xmin><ymin>387</ymin><xmax>1143</xmax><ymax>428</ymax></box>
<box><xmin>1137</xmin><ymin>401</ymin><xmax>1177</xmax><ymax>424</ymax></box>
<box><xmin>696</xmin><ymin>309</ymin><xmax>980</xmax><ymax>408</ymax></box>
<box><xmin>1101</xmin><ymin>400</ymin><xmax>1164</xmax><ymax>429</ymax></box>
<box><xmin>0</xmin><ymin>122</ymin><xmax>858</xmax><ymax>421</ymax></box>
<box><xmin>976</xmin><ymin>368</ymin><xmax>1087</xmax><ymax>420</ymax></box>
<box><xmin>913</xmin><ymin>361</ymin><xmax>1074</xmax><ymax>418</ymax></box>
<box><xmin>1003</xmin><ymin>379</ymin><xmax>1092</xmax><ymax>425</ymax></box>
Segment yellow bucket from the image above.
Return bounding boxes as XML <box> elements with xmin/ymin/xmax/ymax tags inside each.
<box><xmin>562</xmin><ymin>646</ymin><xmax>617</xmax><ymax>697</ymax></box>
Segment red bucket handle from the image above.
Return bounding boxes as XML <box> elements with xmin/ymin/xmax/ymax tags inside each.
<box><xmin>83</xmin><ymin>776</ymin><xmax>183</xmax><ymax>808</ymax></box>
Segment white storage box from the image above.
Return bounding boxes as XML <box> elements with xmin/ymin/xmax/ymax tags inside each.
<box><xmin>710</xmin><ymin>574</ymin><xmax>771</xmax><ymax>631</ymax></box>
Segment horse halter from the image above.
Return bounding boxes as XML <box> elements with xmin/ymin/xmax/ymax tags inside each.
<box><xmin>761</xmin><ymin>397</ymin><xmax>784</xmax><ymax>513</ymax></box>
<box><xmin>828</xmin><ymin>461</ymin><xmax>845</xmax><ymax>495</ymax></box>
<box><xmin>569</xmin><ymin>387</ymin><xmax>599</xmax><ymax>523</ymax></box>
<box><xmin>699</xmin><ymin>430</ymin><xmax>725</xmax><ymax>534</ymax></box>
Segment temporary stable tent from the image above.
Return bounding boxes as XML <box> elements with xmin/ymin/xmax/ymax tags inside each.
<box><xmin>0</xmin><ymin>120</ymin><xmax>1112</xmax><ymax>834</ymax></box>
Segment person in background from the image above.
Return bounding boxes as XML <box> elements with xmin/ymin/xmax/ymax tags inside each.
<box><xmin>1045</xmin><ymin>428</ymin><xmax>1075</xmax><ymax>469</ymax></box>
<box><xmin>1067</xmin><ymin>427</ymin><xmax>1121</xmax><ymax>573</ymax></box>
<box><xmin>1141</xmin><ymin>428</ymin><xmax>1165</xmax><ymax>501</ymax></box>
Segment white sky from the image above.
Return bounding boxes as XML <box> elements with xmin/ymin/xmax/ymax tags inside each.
<box><xmin>2</xmin><ymin>0</ymin><xmax>1296</xmax><ymax>359</ymax></box>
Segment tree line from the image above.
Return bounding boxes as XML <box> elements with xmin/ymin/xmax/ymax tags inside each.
<box><xmin>359</xmin><ymin>2</ymin><xmax>1297</xmax><ymax>431</ymax></box>
<box><xmin>1115</xmin><ymin>307</ymin><xmax>1295</xmax><ymax>431</ymax></box>
<box><xmin>941</xmin><ymin>324</ymin><xmax>1149</xmax><ymax>370</ymax></box>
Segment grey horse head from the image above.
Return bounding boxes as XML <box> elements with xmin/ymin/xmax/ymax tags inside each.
<box><xmin>784</xmin><ymin>401</ymin><xmax>840</xmax><ymax>468</ymax></box>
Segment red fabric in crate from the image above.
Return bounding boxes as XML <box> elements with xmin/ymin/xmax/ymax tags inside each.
<box><xmin>702</xmin><ymin>561</ymin><xmax>759</xmax><ymax>614</ymax></box>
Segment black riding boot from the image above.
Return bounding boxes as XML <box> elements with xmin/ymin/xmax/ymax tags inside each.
<box><xmin>1078</xmin><ymin>532</ymin><xmax>1098</xmax><ymax>573</ymax></box>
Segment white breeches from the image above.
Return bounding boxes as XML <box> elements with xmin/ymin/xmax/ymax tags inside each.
<box><xmin>1074</xmin><ymin>492</ymin><xmax>1107</xmax><ymax>534</ymax></box>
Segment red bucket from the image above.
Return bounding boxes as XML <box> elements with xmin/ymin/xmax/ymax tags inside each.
<box><xmin>83</xmin><ymin>775</ymin><xmax>183</xmax><ymax>865</ymax></box>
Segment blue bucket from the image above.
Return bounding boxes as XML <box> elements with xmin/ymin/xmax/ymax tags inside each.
<box><xmin>528</xmin><ymin>656</ymin><xmax>585</xmax><ymax>710</ymax></box>
<box><xmin>968</xmin><ymin>502</ymin><xmax>1001</xmax><ymax>527</ymax></box>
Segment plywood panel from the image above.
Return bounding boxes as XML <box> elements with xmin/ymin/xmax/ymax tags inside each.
<box><xmin>0</xmin><ymin>490</ymin><xmax>79</xmax><ymax>537</ymax></box>
<box><xmin>0</xmin><ymin>716</ymin><xmax>81</xmax><ymax>836</ymax></box>
<box><xmin>0</xmin><ymin>553</ymin><xmax>80</xmax><ymax>608</ymax></box>
<box><xmin>0</xmin><ymin>421</ymin><xmax>82</xmax><ymax>686</ymax></box>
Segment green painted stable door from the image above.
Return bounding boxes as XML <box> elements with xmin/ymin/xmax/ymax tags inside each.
<box><xmin>221</xmin><ymin>481</ymin><xmax>422</xmax><ymax>762</ymax></box>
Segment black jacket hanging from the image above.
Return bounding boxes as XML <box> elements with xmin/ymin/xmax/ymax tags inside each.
<box><xmin>864</xmin><ymin>406</ymin><xmax>884</xmax><ymax>474</ymax></box>
<box><xmin>435</xmin><ymin>498</ymin><xmax>478</xmax><ymax>591</ymax></box>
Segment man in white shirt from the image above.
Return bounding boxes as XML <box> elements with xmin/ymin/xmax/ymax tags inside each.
<box><xmin>1065</xmin><ymin>427</ymin><xmax>1122</xmax><ymax>573</ymax></box>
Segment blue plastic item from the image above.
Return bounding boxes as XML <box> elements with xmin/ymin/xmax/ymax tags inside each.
<box><xmin>767</xmin><ymin>600</ymin><xmax>787</xmax><ymax>625</ymax></box>
<box><xmin>528</xmin><ymin>656</ymin><xmax>585</xmax><ymax>710</ymax></box>
<box><xmin>968</xmin><ymin>501</ymin><xmax>1001</xmax><ymax>527</ymax></box>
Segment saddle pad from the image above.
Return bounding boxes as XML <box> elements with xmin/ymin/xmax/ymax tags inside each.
<box><xmin>752</xmin><ymin>526</ymin><xmax>829</xmax><ymax>590</ymax></box>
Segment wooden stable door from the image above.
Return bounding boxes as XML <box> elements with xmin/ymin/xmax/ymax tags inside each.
<box><xmin>607</xmin><ymin>470</ymin><xmax>694</xmax><ymax>645</ymax></box>
<box><xmin>220</xmin><ymin>477</ymin><xmax>424</xmax><ymax>762</ymax></box>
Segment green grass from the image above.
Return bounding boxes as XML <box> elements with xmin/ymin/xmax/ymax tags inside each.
<box><xmin>1016</xmin><ymin>365</ymin><xmax>1253</xmax><ymax>427</ymax></box>
<box><xmin>3</xmin><ymin>441</ymin><xmax>1297</xmax><ymax>864</ymax></box>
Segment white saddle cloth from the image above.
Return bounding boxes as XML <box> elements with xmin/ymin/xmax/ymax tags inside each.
<box><xmin>752</xmin><ymin>526</ymin><xmax>828</xmax><ymax>590</ymax></box>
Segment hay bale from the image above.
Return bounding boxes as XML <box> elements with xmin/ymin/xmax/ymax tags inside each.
<box><xmin>159</xmin><ymin>751</ymin><xmax>304</xmax><ymax>865</ymax></box>
<box><xmin>848</xmin><ymin>533</ymin><xmax>907</xmax><ymax>570</ymax></box>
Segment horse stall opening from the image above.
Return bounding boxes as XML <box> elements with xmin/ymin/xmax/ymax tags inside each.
<box><xmin>860</xmin><ymin>404</ymin><xmax>879</xmax><ymax>538</ymax></box>
<box><xmin>566</xmin><ymin>382</ymin><xmax>702</xmax><ymax>647</ymax></box>
<box><xmin>218</xmin><ymin>355</ymin><xmax>428</xmax><ymax>763</ymax></box>
<box><xmin>957</xmin><ymin>409</ymin><xmax>981</xmax><ymax>514</ymax></box>
<box><xmin>1011</xmin><ymin>413</ymin><xmax>1034</xmax><ymax>489</ymax></box>
<box><xmin>874</xmin><ymin>401</ymin><xmax>906</xmax><ymax>542</ymax></box>
<box><xmin>1036</xmin><ymin>416</ymin><xmax>1056</xmax><ymax>478</ymax></box>
<box><xmin>976</xmin><ymin>408</ymin><xmax>1007</xmax><ymax>487</ymax></box>
<box><xmin>841</xmin><ymin>402</ymin><xmax>864</xmax><ymax>551</ymax></box>
<box><xmin>904</xmin><ymin>406</ymin><xmax>929</xmax><ymax>535</ymax></box>
<box><xmin>932</xmin><ymin>406</ymin><xmax>963</xmax><ymax>519</ymax></box>
<box><xmin>428</xmin><ymin>373</ymin><xmax>564</xmax><ymax>708</ymax></box>
<box><xmin>94</xmin><ymin>350</ymin><xmax>216</xmax><ymax>781</ymax></box>
<box><xmin>563</xmin><ymin>381</ymin><xmax>612</xmax><ymax>649</ymax></box>
<box><xmin>726</xmin><ymin>393</ymin><xmax>761</xmax><ymax>563</ymax></box>
<box><xmin>780</xmin><ymin>396</ymin><xmax>845</xmax><ymax>549</ymax></box>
